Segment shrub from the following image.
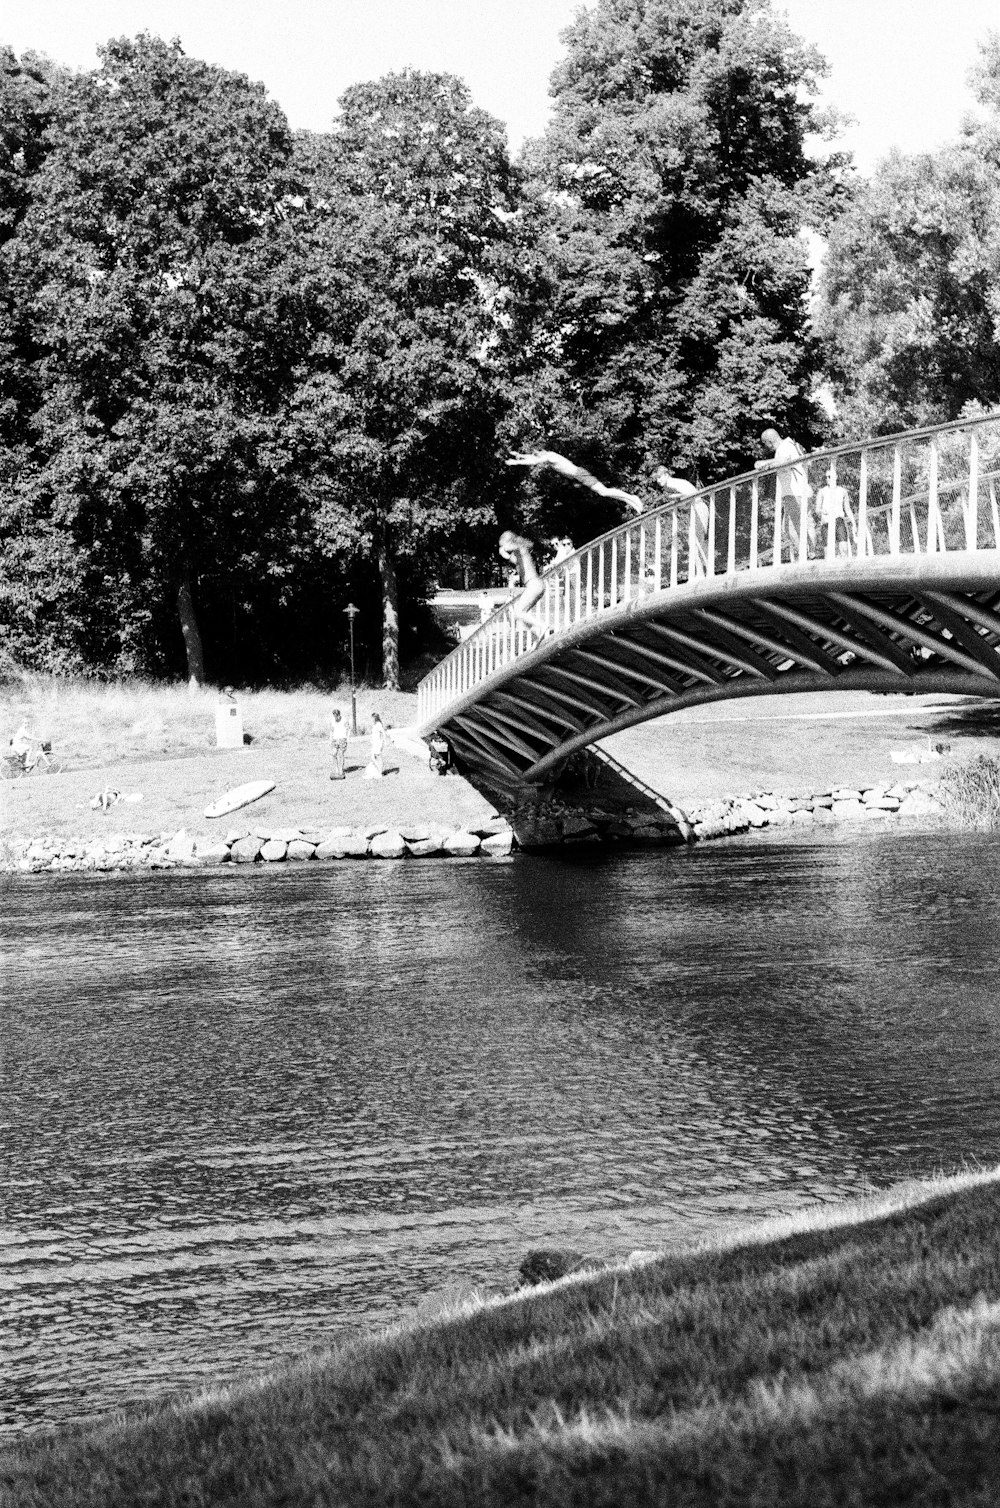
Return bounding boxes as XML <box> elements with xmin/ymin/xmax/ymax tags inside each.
<box><xmin>938</xmin><ymin>754</ymin><xmax>1000</xmax><ymax>829</ymax></box>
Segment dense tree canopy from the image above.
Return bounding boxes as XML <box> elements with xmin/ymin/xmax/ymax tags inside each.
<box><xmin>289</xmin><ymin>71</ymin><xmax>542</xmax><ymax>687</ymax></box>
<box><xmin>816</xmin><ymin>37</ymin><xmax>1000</xmax><ymax>436</ymax></box>
<box><xmin>0</xmin><ymin>35</ymin><xmax>322</xmax><ymax>681</ymax></box>
<box><xmin>22</xmin><ymin>6</ymin><xmax>1000</xmax><ymax>688</ymax></box>
<box><xmin>509</xmin><ymin>0</ymin><xmax>848</xmax><ymax>540</ymax></box>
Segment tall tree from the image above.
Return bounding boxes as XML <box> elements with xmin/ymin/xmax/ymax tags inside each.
<box><xmin>0</xmin><ymin>48</ymin><xmax>77</xmax><ymax>674</ymax></box>
<box><xmin>292</xmin><ymin>71</ymin><xmax>538</xmax><ymax>688</ymax></box>
<box><xmin>1</xmin><ymin>35</ymin><xmax>314</xmax><ymax>682</ymax></box>
<box><xmin>515</xmin><ymin>0</ymin><xmax>847</xmax><ymax>516</ymax></box>
<box><xmin>816</xmin><ymin>36</ymin><xmax>1000</xmax><ymax>435</ymax></box>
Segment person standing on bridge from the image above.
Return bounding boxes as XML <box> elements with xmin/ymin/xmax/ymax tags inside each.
<box><xmin>816</xmin><ymin>464</ymin><xmax>858</xmax><ymax>559</ymax></box>
<box><xmin>755</xmin><ymin>428</ymin><xmax>811</xmax><ymax>560</ymax></box>
<box><xmin>654</xmin><ymin>466</ymin><xmax>710</xmax><ymax>574</ymax></box>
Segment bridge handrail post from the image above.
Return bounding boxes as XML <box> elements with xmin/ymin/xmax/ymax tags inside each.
<box><xmin>772</xmin><ymin>472</ymin><xmax>781</xmax><ymax>568</ymax></box>
<box><xmin>727</xmin><ymin>486</ymin><xmax>737</xmax><ymax>575</ymax></box>
<box><xmin>967</xmin><ymin>430</ymin><xmax>980</xmax><ymax>551</ymax></box>
<box><xmin>750</xmin><ymin>477</ymin><xmax>759</xmax><ymax>570</ymax></box>
<box><xmin>670</xmin><ymin>509</ymin><xmax>679</xmax><ymax>587</ymax></box>
<box><xmin>858</xmin><ymin>451</ymin><xmax>869</xmax><ymax>556</ymax></box>
<box><xmin>655</xmin><ymin>513</ymin><xmax>663</xmax><ymax>589</ymax></box>
<box><xmin>798</xmin><ymin>478</ymin><xmax>808</xmax><ymax>565</ymax></box>
<box><xmin>706</xmin><ymin>491</ymin><xmax>717</xmax><ymax>576</ymax></box>
<box><xmin>929</xmin><ymin>440</ymin><xmax>941</xmax><ymax>560</ymax></box>
<box><xmin>825</xmin><ymin>457</ymin><xmax>836</xmax><ymax>561</ymax></box>
<box><xmin>624</xmin><ymin>526</ymin><xmax>632</xmax><ymax>602</ymax></box>
<box><xmin>890</xmin><ymin>444</ymin><xmax>902</xmax><ymax>556</ymax></box>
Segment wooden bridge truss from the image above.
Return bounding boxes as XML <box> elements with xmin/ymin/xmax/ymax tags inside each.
<box><xmin>417</xmin><ymin>415</ymin><xmax>1000</xmax><ymax>795</ymax></box>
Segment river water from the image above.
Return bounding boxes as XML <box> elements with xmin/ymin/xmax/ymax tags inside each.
<box><xmin>3</xmin><ymin>831</ymin><xmax>999</xmax><ymax>1438</ymax></box>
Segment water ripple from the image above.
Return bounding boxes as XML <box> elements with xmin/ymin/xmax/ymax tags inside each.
<box><xmin>3</xmin><ymin>834</ymin><xmax>999</xmax><ymax>1436</ymax></box>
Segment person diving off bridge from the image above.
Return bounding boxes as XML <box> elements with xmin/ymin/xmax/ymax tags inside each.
<box><xmin>506</xmin><ymin>450</ymin><xmax>645</xmax><ymax>513</ymax></box>
<box><xmin>507</xmin><ymin>449</ymin><xmax>699</xmax><ymax>511</ymax></box>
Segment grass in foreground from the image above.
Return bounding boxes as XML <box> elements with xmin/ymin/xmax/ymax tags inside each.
<box><xmin>4</xmin><ymin>1168</ymin><xmax>1000</xmax><ymax>1507</ymax></box>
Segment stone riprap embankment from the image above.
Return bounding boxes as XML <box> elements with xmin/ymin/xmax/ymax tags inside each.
<box><xmin>9</xmin><ymin>817</ymin><xmax>517</xmax><ymax>873</ymax></box>
<box><xmin>6</xmin><ymin>780</ymin><xmax>948</xmax><ymax>872</ymax></box>
<box><xmin>686</xmin><ymin>779</ymin><xmax>944</xmax><ymax>840</ymax></box>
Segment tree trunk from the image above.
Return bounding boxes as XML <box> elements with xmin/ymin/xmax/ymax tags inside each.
<box><xmin>177</xmin><ymin>569</ymin><xmax>206</xmax><ymax>689</ymax></box>
<box><xmin>376</xmin><ymin>524</ymin><xmax>400</xmax><ymax>691</ymax></box>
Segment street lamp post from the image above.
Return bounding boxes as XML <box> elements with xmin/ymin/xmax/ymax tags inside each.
<box><xmin>344</xmin><ymin>603</ymin><xmax>359</xmax><ymax>735</ymax></box>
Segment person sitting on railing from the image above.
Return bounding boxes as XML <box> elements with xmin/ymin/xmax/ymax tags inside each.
<box><xmin>499</xmin><ymin>530</ymin><xmax>547</xmax><ymax>636</ymax></box>
<box><xmin>816</xmin><ymin>465</ymin><xmax>857</xmax><ymax>558</ymax></box>
<box><xmin>755</xmin><ymin>428</ymin><xmax>811</xmax><ymax>558</ymax></box>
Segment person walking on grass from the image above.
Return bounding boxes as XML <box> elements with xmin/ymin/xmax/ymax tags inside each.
<box><xmin>329</xmin><ymin>703</ymin><xmax>348</xmax><ymax>781</ymax></box>
<box><xmin>363</xmin><ymin>712</ymin><xmax>385</xmax><ymax>780</ymax></box>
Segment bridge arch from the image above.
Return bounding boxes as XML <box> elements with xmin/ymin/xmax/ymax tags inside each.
<box><xmin>417</xmin><ymin>415</ymin><xmax>1000</xmax><ymax>801</ymax></box>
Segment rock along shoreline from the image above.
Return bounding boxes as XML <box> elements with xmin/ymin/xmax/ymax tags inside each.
<box><xmin>4</xmin><ymin>777</ymin><xmax>947</xmax><ymax>874</ymax></box>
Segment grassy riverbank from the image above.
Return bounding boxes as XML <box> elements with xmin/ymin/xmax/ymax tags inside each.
<box><xmin>4</xmin><ymin>1167</ymin><xmax>999</xmax><ymax>1507</ymax></box>
<box><xmin>2</xmin><ymin>676</ymin><xmax>998</xmax><ymax>849</ymax></box>
<box><xmin>0</xmin><ymin>679</ymin><xmax>497</xmax><ymax>848</ymax></box>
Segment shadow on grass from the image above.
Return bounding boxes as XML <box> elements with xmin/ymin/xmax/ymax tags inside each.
<box><xmin>923</xmin><ymin>697</ymin><xmax>1000</xmax><ymax>739</ymax></box>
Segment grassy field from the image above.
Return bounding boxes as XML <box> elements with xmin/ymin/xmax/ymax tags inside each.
<box><xmin>3</xmin><ymin>1167</ymin><xmax>999</xmax><ymax>1507</ymax></box>
<box><xmin>607</xmin><ymin>687</ymin><xmax>1000</xmax><ymax>809</ymax></box>
<box><xmin>0</xmin><ymin>679</ymin><xmax>497</xmax><ymax>845</ymax></box>
<box><xmin>3</xmin><ymin>677</ymin><xmax>998</xmax><ymax>849</ymax></box>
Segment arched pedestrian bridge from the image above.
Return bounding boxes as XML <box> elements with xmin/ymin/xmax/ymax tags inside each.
<box><xmin>417</xmin><ymin>415</ymin><xmax>1000</xmax><ymax>804</ymax></box>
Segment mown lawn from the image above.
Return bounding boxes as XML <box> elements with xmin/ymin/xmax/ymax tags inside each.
<box><xmin>3</xmin><ymin>1169</ymin><xmax>999</xmax><ymax>1507</ymax></box>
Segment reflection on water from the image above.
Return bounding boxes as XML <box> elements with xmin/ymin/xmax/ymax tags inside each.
<box><xmin>3</xmin><ymin>833</ymin><xmax>999</xmax><ymax>1437</ymax></box>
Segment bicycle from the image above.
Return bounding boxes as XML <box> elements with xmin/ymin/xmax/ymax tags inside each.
<box><xmin>1</xmin><ymin>742</ymin><xmax>63</xmax><ymax>778</ymax></box>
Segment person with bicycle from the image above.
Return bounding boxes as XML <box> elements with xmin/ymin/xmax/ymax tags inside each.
<box><xmin>6</xmin><ymin>722</ymin><xmax>53</xmax><ymax>775</ymax></box>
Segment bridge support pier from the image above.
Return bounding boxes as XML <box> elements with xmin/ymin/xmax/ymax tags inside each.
<box><xmin>453</xmin><ymin>745</ymin><xmax>694</xmax><ymax>852</ymax></box>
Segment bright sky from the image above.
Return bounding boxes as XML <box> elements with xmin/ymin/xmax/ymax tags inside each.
<box><xmin>780</xmin><ymin>0</ymin><xmax>999</xmax><ymax>171</ymax></box>
<box><xmin>1</xmin><ymin>0</ymin><xmax>998</xmax><ymax>166</ymax></box>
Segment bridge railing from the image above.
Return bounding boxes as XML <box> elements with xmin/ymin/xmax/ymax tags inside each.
<box><xmin>418</xmin><ymin>412</ymin><xmax>1000</xmax><ymax>726</ymax></box>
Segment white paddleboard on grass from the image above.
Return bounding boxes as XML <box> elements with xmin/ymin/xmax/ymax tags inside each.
<box><xmin>204</xmin><ymin>779</ymin><xmax>276</xmax><ymax>819</ymax></box>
